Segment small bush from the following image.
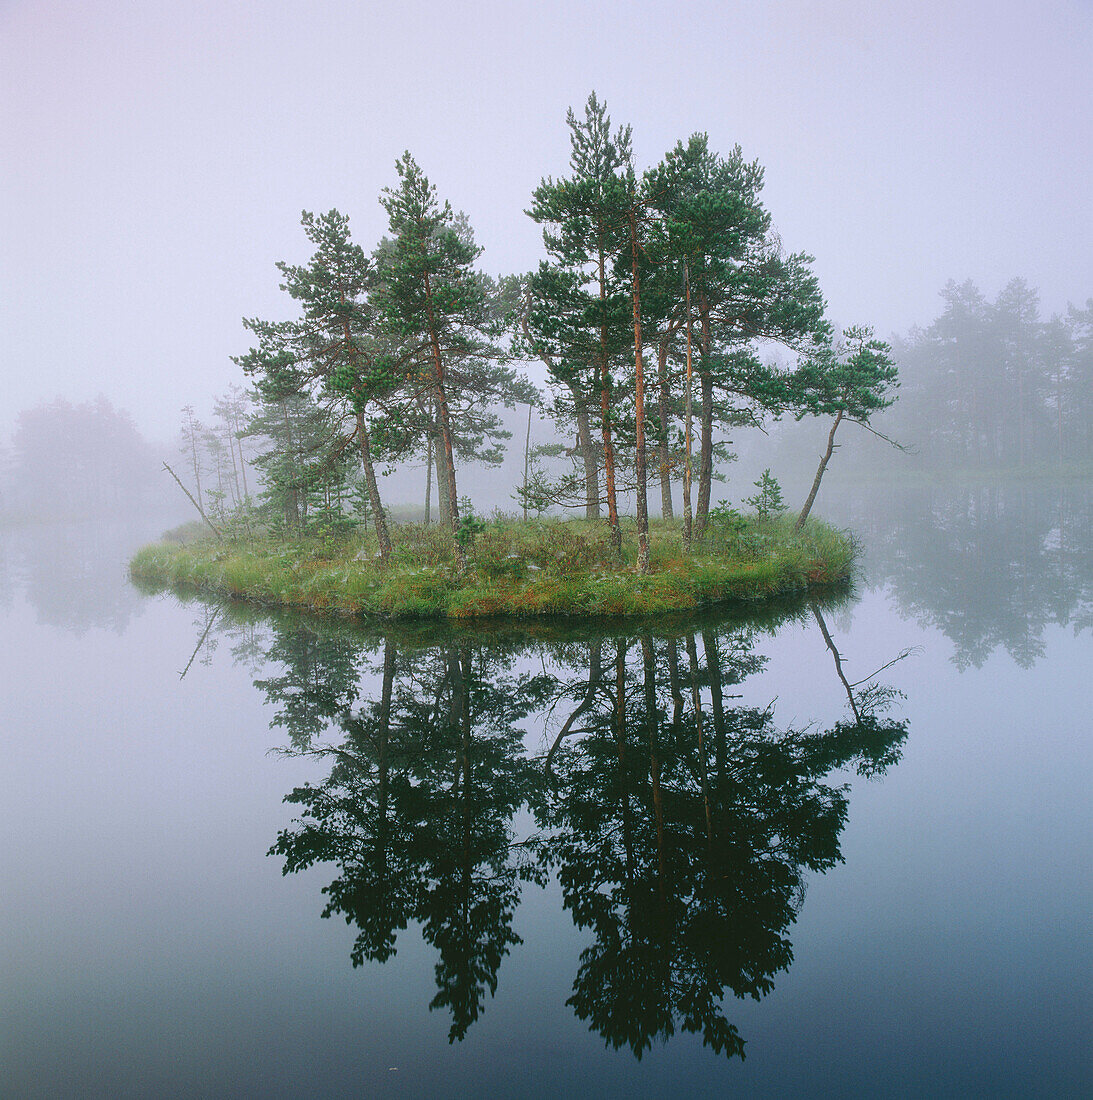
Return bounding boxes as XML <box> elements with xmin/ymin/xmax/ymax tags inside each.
<box><xmin>744</xmin><ymin>470</ymin><xmax>787</xmax><ymax>520</ymax></box>
<box><xmin>392</xmin><ymin>523</ymin><xmax>455</xmax><ymax>568</ymax></box>
<box><xmin>525</xmin><ymin>520</ymin><xmax>601</xmax><ymax>574</ymax></box>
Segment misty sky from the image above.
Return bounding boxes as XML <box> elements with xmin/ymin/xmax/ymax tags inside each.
<box><xmin>2</xmin><ymin>0</ymin><xmax>1090</xmax><ymax>441</ymax></box>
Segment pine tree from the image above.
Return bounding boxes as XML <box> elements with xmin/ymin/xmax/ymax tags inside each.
<box><xmin>375</xmin><ymin>153</ymin><xmax>511</xmax><ymax>562</ymax></box>
<box><xmin>646</xmin><ymin>135</ymin><xmax>829</xmax><ymax>539</ymax></box>
<box><xmin>792</xmin><ymin>326</ymin><xmax>898</xmax><ymax>527</ymax></box>
<box><xmin>237</xmin><ymin>346</ymin><xmax>350</xmax><ymax>531</ymax></box>
<box><xmin>527</xmin><ymin>93</ymin><xmax>633</xmax><ymax>556</ymax></box>
<box><xmin>240</xmin><ymin>210</ymin><xmax>395</xmax><ymax>557</ymax></box>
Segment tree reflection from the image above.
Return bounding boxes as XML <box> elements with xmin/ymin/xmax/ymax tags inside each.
<box><xmin>265</xmin><ymin>634</ymin><xmax>551</xmax><ymax>1041</ymax></box>
<box><xmin>10</xmin><ymin>521</ymin><xmax>148</xmax><ymax>634</ymax></box>
<box><xmin>241</xmin><ymin>607</ymin><xmax>907</xmax><ymax>1056</ymax></box>
<box><xmin>536</xmin><ymin>625</ymin><xmax>907</xmax><ymax>1059</ymax></box>
<box><xmin>830</xmin><ymin>483</ymin><xmax>1093</xmax><ymax>669</ymax></box>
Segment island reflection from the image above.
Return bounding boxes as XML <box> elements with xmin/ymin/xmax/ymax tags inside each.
<box><xmin>206</xmin><ymin>603</ymin><xmax>909</xmax><ymax>1059</ymax></box>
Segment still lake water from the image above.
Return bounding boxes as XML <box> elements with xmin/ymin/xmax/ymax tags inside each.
<box><xmin>2</xmin><ymin>485</ymin><xmax>1090</xmax><ymax>1098</ymax></box>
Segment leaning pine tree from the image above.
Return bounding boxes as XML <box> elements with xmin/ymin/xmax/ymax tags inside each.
<box><xmin>238</xmin><ymin>210</ymin><xmax>396</xmax><ymax>558</ymax></box>
<box><xmin>792</xmin><ymin>325</ymin><xmax>899</xmax><ymax>528</ymax></box>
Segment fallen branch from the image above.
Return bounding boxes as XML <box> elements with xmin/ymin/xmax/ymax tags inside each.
<box><xmin>163</xmin><ymin>462</ymin><xmax>223</xmax><ymax>539</ymax></box>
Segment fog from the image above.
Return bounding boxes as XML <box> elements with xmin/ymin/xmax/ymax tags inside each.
<box><xmin>5</xmin><ymin>11</ymin><xmax>1093</xmax><ymax>1090</ymax></box>
<box><xmin>2</xmin><ymin>0</ymin><xmax>1091</xmax><ymax>465</ymax></box>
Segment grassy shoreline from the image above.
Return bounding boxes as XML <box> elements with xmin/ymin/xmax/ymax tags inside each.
<box><xmin>129</xmin><ymin>514</ymin><xmax>855</xmax><ymax>620</ymax></box>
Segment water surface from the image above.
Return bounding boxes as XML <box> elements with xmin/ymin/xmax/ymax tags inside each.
<box><xmin>1</xmin><ymin>487</ymin><xmax>1090</xmax><ymax>1097</ymax></box>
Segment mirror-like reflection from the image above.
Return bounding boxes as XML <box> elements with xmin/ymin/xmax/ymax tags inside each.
<box><xmin>8</xmin><ymin>481</ymin><xmax>1090</xmax><ymax>1095</ymax></box>
<box><xmin>829</xmin><ymin>483</ymin><xmax>1093</xmax><ymax>668</ymax></box>
<box><xmin>534</xmin><ymin>624</ymin><xmax>906</xmax><ymax>1059</ymax></box>
<box><xmin>187</xmin><ymin>601</ymin><xmax>909</xmax><ymax>1059</ymax></box>
<box><xmin>2</xmin><ymin>518</ymin><xmax>175</xmax><ymax>633</ymax></box>
<box><xmin>270</xmin><ymin>641</ymin><xmax>552</xmax><ymax>1042</ymax></box>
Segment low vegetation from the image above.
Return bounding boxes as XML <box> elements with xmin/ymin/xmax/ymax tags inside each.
<box><xmin>130</xmin><ymin>512</ymin><xmax>854</xmax><ymax>620</ymax></box>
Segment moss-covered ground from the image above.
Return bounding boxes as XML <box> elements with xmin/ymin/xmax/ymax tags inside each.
<box><xmin>129</xmin><ymin>514</ymin><xmax>855</xmax><ymax>620</ymax></box>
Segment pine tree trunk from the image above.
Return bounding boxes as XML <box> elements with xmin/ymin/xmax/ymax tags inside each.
<box><xmin>280</xmin><ymin>399</ymin><xmax>303</xmax><ymax>531</ymax></box>
<box><xmin>614</xmin><ymin>641</ymin><xmax>633</xmax><ymax>884</ymax></box>
<box><xmin>685</xmin><ymin>632</ymin><xmax>713</xmax><ymax>846</ymax></box>
<box><xmin>641</xmin><ymin>637</ymin><xmax>666</xmax><ymax>909</ymax></box>
<box><xmin>214</xmin><ymin>445</ymin><xmax>225</xmax><ymax>510</ymax></box>
<box><xmin>657</xmin><ymin>334</ymin><xmax>674</xmax><ymax>519</ymax></box>
<box><xmin>376</xmin><ymin>640</ymin><xmax>395</xmax><ymax>868</ymax></box>
<box><xmin>570</xmin><ymin>390</ymin><xmax>599</xmax><ymax>519</ymax></box>
<box><xmin>695</xmin><ymin>370</ymin><xmax>714</xmax><ymax>540</ymax></box>
<box><xmin>523</xmin><ymin>403</ymin><xmax>532</xmax><ymax>521</ymax></box>
<box><xmin>544</xmin><ymin>639</ymin><xmax>603</xmax><ymax>781</ymax></box>
<box><xmin>459</xmin><ymin>648</ymin><xmax>473</xmax><ymax>910</ymax></box>
<box><xmin>436</xmin><ymin>388</ymin><xmax>460</xmax><ymax>543</ymax></box>
<box><xmin>524</xmin><ymin>291</ymin><xmax>599</xmax><ymax>519</ymax></box>
<box><xmin>436</xmin><ymin>402</ymin><xmax>459</xmax><ymax>534</ymax></box>
<box><xmin>702</xmin><ymin>629</ymin><xmax>729</xmax><ymax>778</ymax></box>
<box><xmin>598</xmin><ymin>246</ymin><xmax>622</xmax><ymax>558</ymax></box>
<box><xmin>682</xmin><ymin>263</ymin><xmax>694</xmax><ymax>551</ymax></box>
<box><xmin>600</xmin><ymin>378</ymin><xmax>622</xmax><ymax>557</ymax></box>
<box><xmin>424</xmin><ymin>436</ymin><xmax>433</xmax><ymax>524</ymax></box>
<box><xmin>186</xmin><ymin>415</ymin><xmax>203</xmax><ymax>506</ymax></box>
<box><xmin>357</xmin><ymin>411</ymin><xmax>392</xmax><ymax>559</ymax></box>
<box><xmin>665</xmin><ymin>637</ymin><xmax>683</xmax><ymax>727</ymax></box>
<box><xmin>225</xmin><ymin>424</ymin><xmax>242</xmax><ymax>508</ymax></box>
<box><xmin>422</xmin><ymin>269</ymin><xmax>464</xmax><ymax>567</ymax></box>
<box><xmin>630</xmin><ymin>213</ymin><xmax>650</xmax><ymax>574</ymax></box>
<box><xmin>235</xmin><ymin>413</ymin><xmax>250</xmax><ymax>503</ymax></box>
<box><xmin>694</xmin><ymin>297</ymin><xmax>714</xmax><ymax>541</ymax></box>
<box><xmin>435</xmin><ymin>432</ymin><xmax>452</xmax><ymax>526</ymax></box>
<box><xmin>1057</xmin><ymin>368</ymin><xmax>1064</xmax><ymax>469</ymax></box>
<box><xmin>796</xmin><ymin>411</ymin><xmax>843</xmax><ymax>529</ymax></box>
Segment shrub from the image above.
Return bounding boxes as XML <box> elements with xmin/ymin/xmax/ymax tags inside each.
<box><xmin>744</xmin><ymin>469</ymin><xmax>786</xmax><ymax>520</ymax></box>
<box><xmin>525</xmin><ymin>520</ymin><xmax>601</xmax><ymax>574</ymax></box>
<box><xmin>392</xmin><ymin>523</ymin><xmax>455</xmax><ymax>568</ymax></box>
<box><xmin>455</xmin><ymin>512</ymin><xmax>487</xmax><ymax>551</ymax></box>
<box><xmin>472</xmin><ymin>528</ymin><xmax>528</xmax><ymax>581</ymax></box>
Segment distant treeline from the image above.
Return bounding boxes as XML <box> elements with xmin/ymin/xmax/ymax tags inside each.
<box><xmin>884</xmin><ymin>279</ymin><xmax>1092</xmax><ymax>471</ymax></box>
<box><xmin>0</xmin><ymin>396</ymin><xmax>161</xmax><ymax>522</ymax></box>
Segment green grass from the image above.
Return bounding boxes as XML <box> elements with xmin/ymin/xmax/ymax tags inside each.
<box><xmin>129</xmin><ymin>513</ymin><xmax>855</xmax><ymax>621</ymax></box>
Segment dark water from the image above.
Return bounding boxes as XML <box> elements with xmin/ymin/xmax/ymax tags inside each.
<box><xmin>2</xmin><ymin>487</ymin><xmax>1090</xmax><ymax>1098</ymax></box>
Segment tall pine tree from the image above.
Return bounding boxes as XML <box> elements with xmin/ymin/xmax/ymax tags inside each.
<box><xmin>376</xmin><ymin>154</ymin><xmax>510</xmax><ymax>561</ymax></box>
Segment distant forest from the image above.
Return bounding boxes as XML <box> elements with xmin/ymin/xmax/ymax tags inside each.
<box><xmin>0</xmin><ymin>396</ymin><xmax>161</xmax><ymax>522</ymax></box>
<box><xmin>874</xmin><ymin>278</ymin><xmax>1092</xmax><ymax>472</ymax></box>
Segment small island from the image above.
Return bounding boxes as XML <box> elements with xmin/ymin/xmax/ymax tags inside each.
<box><xmin>130</xmin><ymin>513</ymin><xmax>853</xmax><ymax>620</ymax></box>
<box><xmin>133</xmin><ymin>95</ymin><xmax>894</xmax><ymax>621</ymax></box>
